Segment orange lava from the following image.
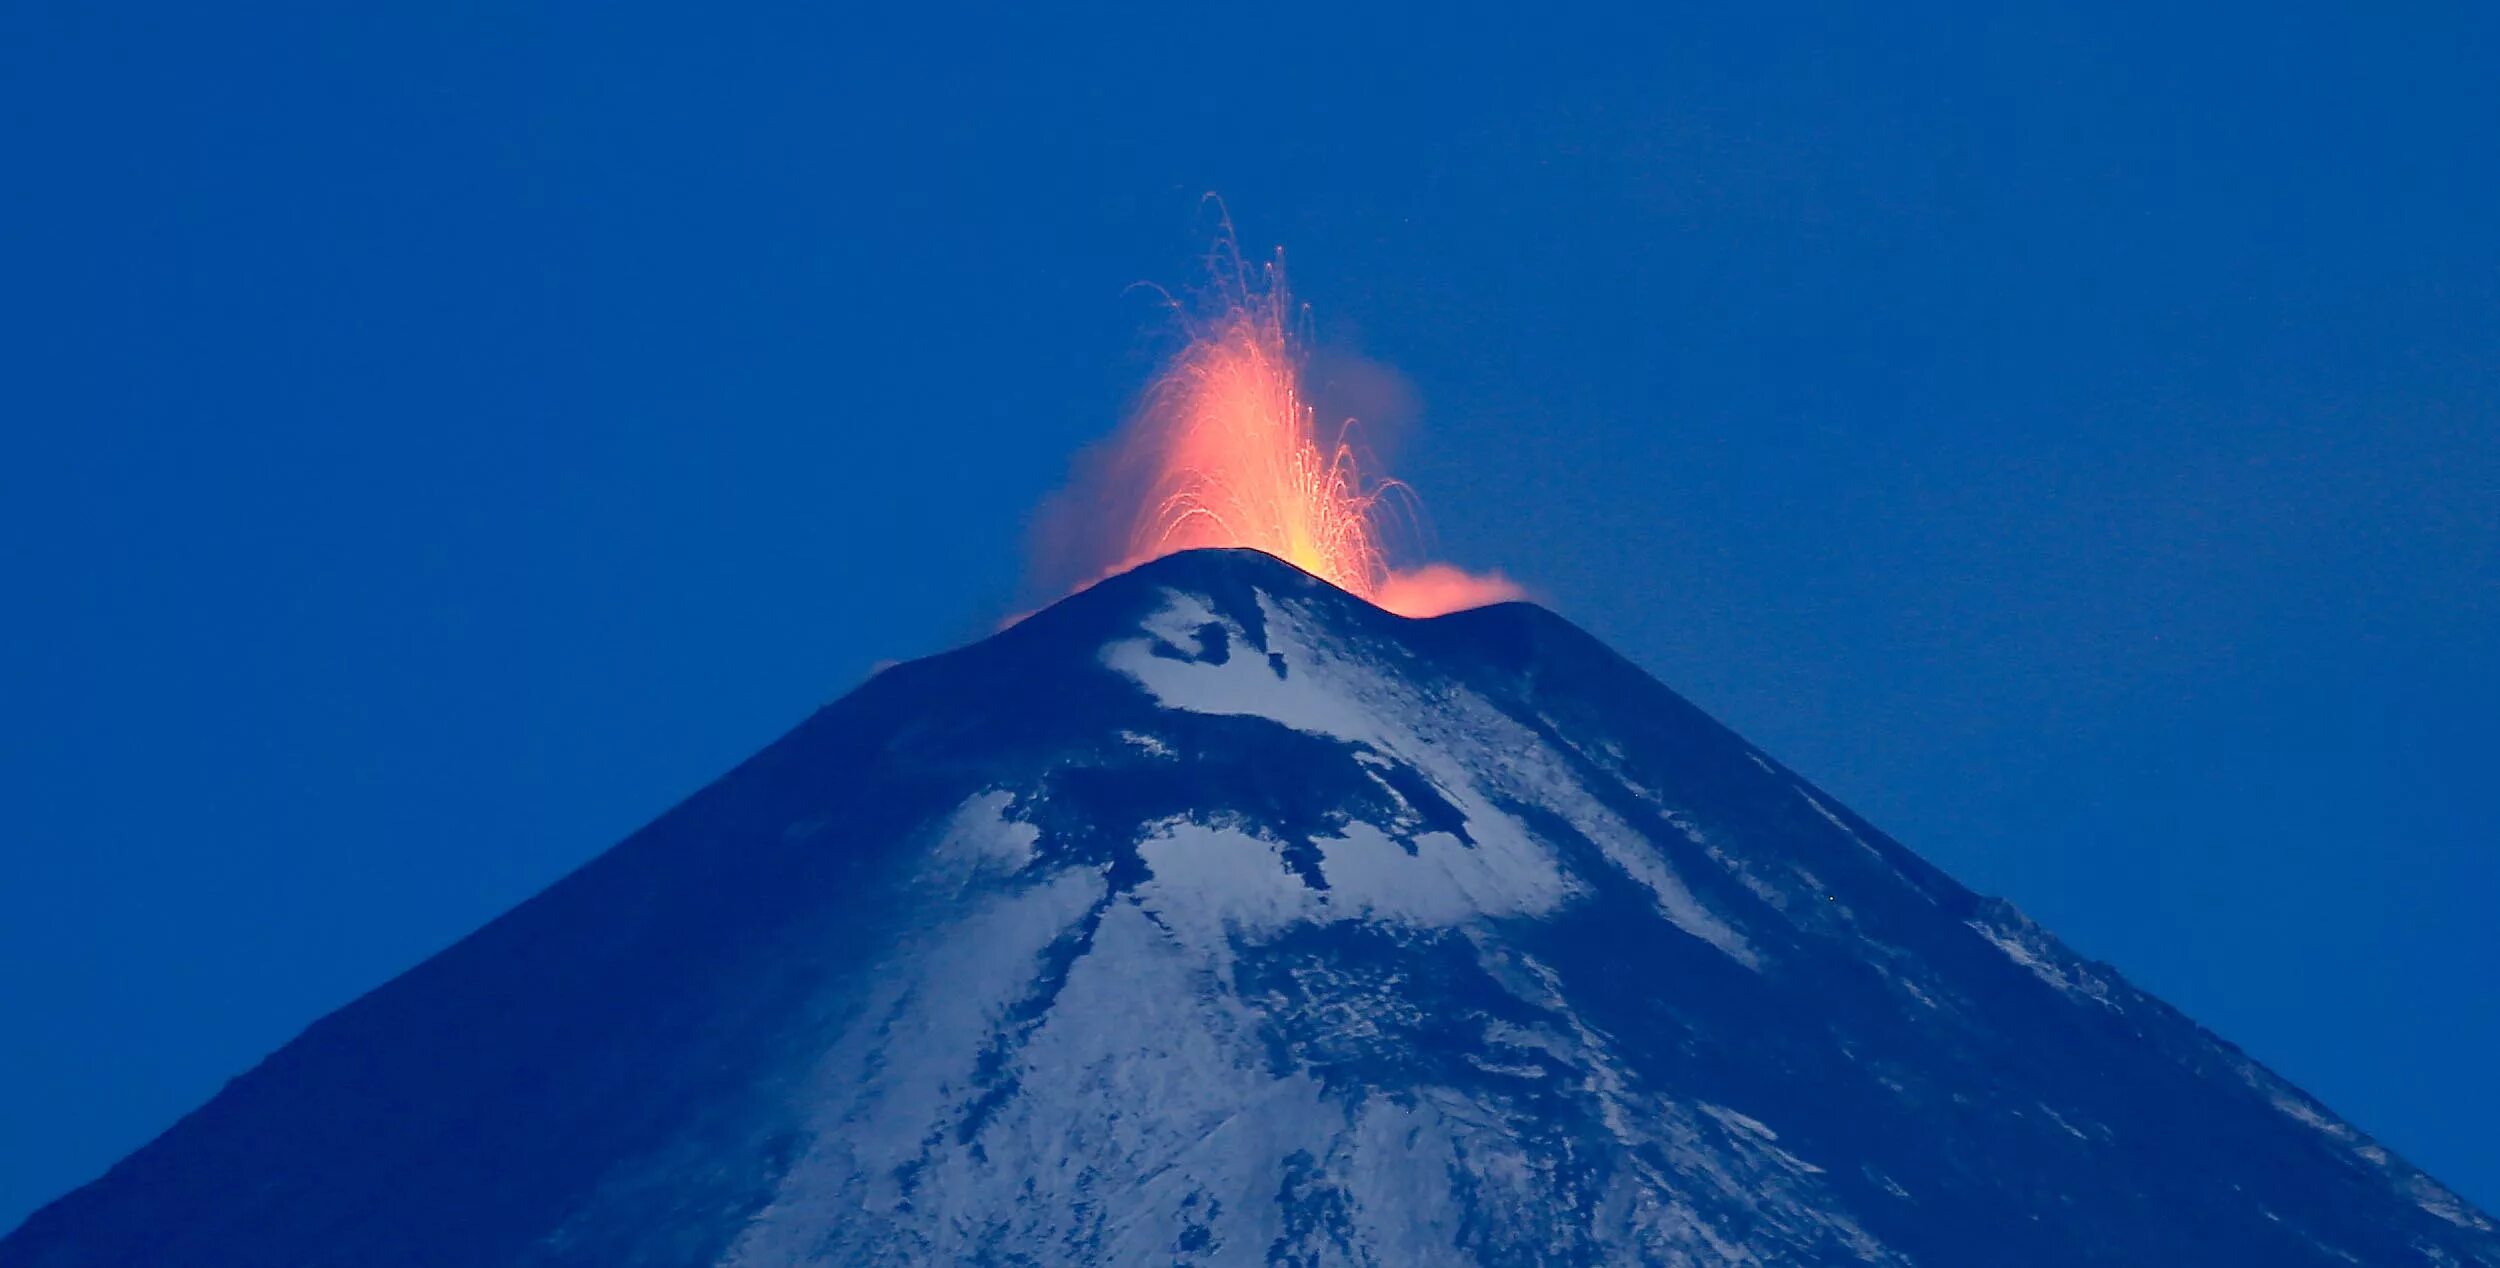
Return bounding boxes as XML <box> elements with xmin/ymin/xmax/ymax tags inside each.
<box><xmin>1103</xmin><ymin>240</ymin><xmax>1518</xmax><ymax>618</ymax></box>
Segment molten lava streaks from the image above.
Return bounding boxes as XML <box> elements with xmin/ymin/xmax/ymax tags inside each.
<box><xmin>1042</xmin><ymin>235</ymin><xmax>1517</xmax><ymax>619</ymax></box>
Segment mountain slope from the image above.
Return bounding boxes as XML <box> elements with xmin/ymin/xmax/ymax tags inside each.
<box><xmin>7</xmin><ymin>547</ymin><xmax>2492</xmax><ymax>1266</ymax></box>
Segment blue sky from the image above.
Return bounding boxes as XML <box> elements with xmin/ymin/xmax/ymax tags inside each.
<box><xmin>3</xmin><ymin>2</ymin><xmax>2495</xmax><ymax>1229</ymax></box>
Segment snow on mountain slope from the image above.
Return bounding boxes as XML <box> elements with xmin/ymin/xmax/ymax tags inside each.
<box><xmin>5</xmin><ymin>548</ymin><xmax>2492</xmax><ymax>1267</ymax></box>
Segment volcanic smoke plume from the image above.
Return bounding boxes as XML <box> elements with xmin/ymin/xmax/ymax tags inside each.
<box><xmin>1032</xmin><ymin>237</ymin><xmax>1518</xmax><ymax>618</ymax></box>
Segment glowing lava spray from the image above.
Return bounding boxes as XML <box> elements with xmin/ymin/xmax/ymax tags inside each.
<box><xmin>1041</xmin><ymin>231</ymin><xmax>1518</xmax><ymax>618</ymax></box>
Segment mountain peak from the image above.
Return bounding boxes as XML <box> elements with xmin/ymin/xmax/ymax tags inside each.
<box><xmin>1005</xmin><ymin>546</ymin><xmax>1554</xmax><ymax>659</ymax></box>
<box><xmin>9</xmin><ymin>548</ymin><xmax>2493</xmax><ymax>1266</ymax></box>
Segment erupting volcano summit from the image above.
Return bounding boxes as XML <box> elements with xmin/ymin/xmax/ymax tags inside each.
<box><xmin>1034</xmin><ymin>233</ymin><xmax>1516</xmax><ymax>619</ymax></box>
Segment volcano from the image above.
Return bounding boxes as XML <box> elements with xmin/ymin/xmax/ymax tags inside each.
<box><xmin>7</xmin><ymin>548</ymin><xmax>2492</xmax><ymax>1266</ymax></box>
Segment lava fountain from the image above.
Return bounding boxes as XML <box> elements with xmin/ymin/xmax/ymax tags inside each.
<box><xmin>1039</xmin><ymin>233</ymin><xmax>1518</xmax><ymax>618</ymax></box>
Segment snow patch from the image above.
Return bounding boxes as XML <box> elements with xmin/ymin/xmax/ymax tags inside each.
<box><xmin>2037</xmin><ymin>1104</ymin><xmax>2093</xmax><ymax>1141</ymax></box>
<box><xmin>1797</xmin><ymin>787</ymin><xmax>1888</xmax><ymax>865</ymax></box>
<box><xmin>1102</xmin><ymin>589</ymin><xmax>1380</xmax><ymax>745</ymax></box>
<box><xmin>1117</xmin><ymin>729</ymin><xmax>1174</xmax><ymax>757</ymax></box>
<box><xmin>1967</xmin><ymin>914</ymin><xmax>2120</xmax><ymax>1010</ymax></box>
<box><xmin>1701</xmin><ymin>1103</ymin><xmax>1781</xmax><ymax>1142</ymax></box>
<box><xmin>1316</xmin><ymin>820</ymin><xmax>1577</xmax><ymax>926</ymax></box>
<box><xmin>1134</xmin><ymin>821</ymin><xmax>1319</xmax><ymax>950</ymax></box>
<box><xmin>926</xmin><ymin>789</ymin><xmax>1039</xmax><ymax>875</ymax></box>
<box><xmin>1132</xmin><ymin>814</ymin><xmax>1576</xmax><ymax>938</ymax></box>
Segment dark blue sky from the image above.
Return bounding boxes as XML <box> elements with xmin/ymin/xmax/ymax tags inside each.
<box><xmin>4</xmin><ymin>2</ymin><xmax>2495</xmax><ymax>1230</ymax></box>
